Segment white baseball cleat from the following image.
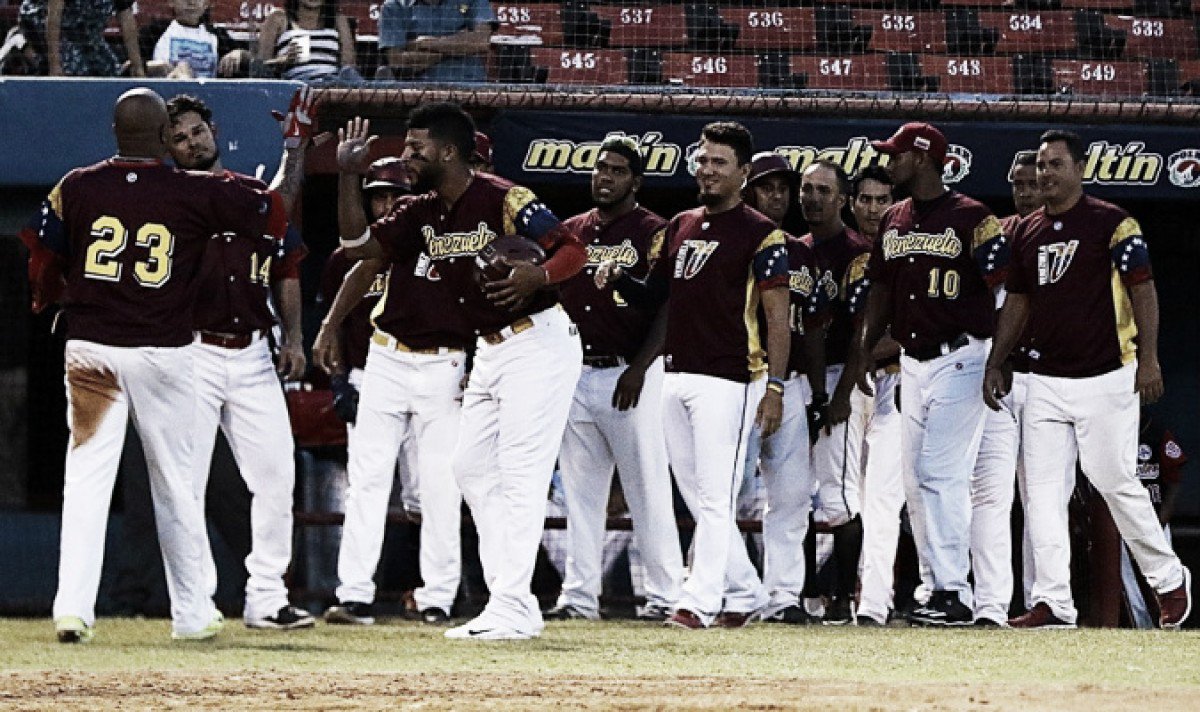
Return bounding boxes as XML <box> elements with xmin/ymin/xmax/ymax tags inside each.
<box><xmin>444</xmin><ymin>621</ymin><xmax>536</xmax><ymax>641</ymax></box>
<box><xmin>172</xmin><ymin>612</ymin><xmax>225</xmax><ymax>641</ymax></box>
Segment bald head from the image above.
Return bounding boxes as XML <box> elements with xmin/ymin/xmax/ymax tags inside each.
<box><xmin>113</xmin><ymin>88</ymin><xmax>169</xmax><ymax>158</ymax></box>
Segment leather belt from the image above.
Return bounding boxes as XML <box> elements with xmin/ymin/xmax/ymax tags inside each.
<box><xmin>583</xmin><ymin>354</ymin><xmax>626</xmax><ymax>368</ymax></box>
<box><xmin>480</xmin><ymin>316</ymin><xmax>535</xmax><ymax>346</ymax></box>
<box><xmin>372</xmin><ymin>330</ymin><xmax>462</xmax><ymax>355</ymax></box>
<box><xmin>198</xmin><ymin>330</ymin><xmax>255</xmax><ymax>349</ymax></box>
<box><xmin>907</xmin><ymin>333</ymin><xmax>970</xmax><ymax>362</ymax></box>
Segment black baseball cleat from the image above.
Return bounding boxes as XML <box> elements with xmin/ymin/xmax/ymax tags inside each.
<box><xmin>246</xmin><ymin>605</ymin><xmax>316</xmax><ymax>630</ymax></box>
<box><xmin>822</xmin><ymin>597</ymin><xmax>853</xmax><ymax>625</ymax></box>
<box><xmin>323</xmin><ymin>601</ymin><xmax>375</xmax><ymax>626</ymax></box>
<box><xmin>421</xmin><ymin>607</ymin><xmax>451</xmax><ymax>625</ymax></box>
<box><xmin>908</xmin><ymin>591</ymin><xmax>973</xmax><ymax>627</ymax></box>
<box><xmin>542</xmin><ymin>603</ymin><xmax>595</xmax><ymax>621</ymax></box>
<box><xmin>973</xmin><ymin>617</ymin><xmax>1007</xmax><ymax>628</ymax></box>
<box><xmin>635</xmin><ymin>604</ymin><xmax>672</xmax><ymax>622</ymax></box>
<box><xmin>764</xmin><ymin>605</ymin><xmax>820</xmax><ymax>625</ymax></box>
<box><xmin>855</xmin><ymin>615</ymin><xmax>885</xmax><ymax>628</ymax></box>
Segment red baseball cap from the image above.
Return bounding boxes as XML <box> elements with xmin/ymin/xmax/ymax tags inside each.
<box><xmin>472</xmin><ymin>131</ymin><xmax>493</xmax><ymax>165</ymax></box>
<box><xmin>747</xmin><ymin>151</ymin><xmax>799</xmax><ymax>186</ymax></box>
<box><xmin>871</xmin><ymin>122</ymin><xmax>948</xmax><ymax>165</ymax></box>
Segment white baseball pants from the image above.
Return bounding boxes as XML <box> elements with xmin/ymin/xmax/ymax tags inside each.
<box><xmin>665</xmin><ymin>372</ymin><xmax>767</xmax><ymax>625</ymax></box>
<box><xmin>336</xmin><ymin>340</ymin><xmax>465</xmax><ymax>613</ymax></box>
<box><xmin>191</xmin><ymin>336</ymin><xmax>296</xmax><ymax>621</ymax></box>
<box><xmin>742</xmin><ymin>373</ymin><xmax>813</xmax><ymax>617</ymax></box>
<box><xmin>1022</xmin><ymin>363</ymin><xmax>1184</xmax><ymax>624</ymax></box>
<box><xmin>970</xmin><ymin>386</ymin><xmax>1018</xmax><ymax>623</ymax></box>
<box><xmin>900</xmin><ymin>337</ymin><xmax>989</xmax><ymax>598</ymax></box>
<box><xmin>812</xmin><ymin>365</ymin><xmax>866</xmax><ymax>527</ymax></box>
<box><xmin>1120</xmin><ymin>525</ymin><xmax>1171</xmax><ymax>629</ymax></box>
<box><xmin>54</xmin><ymin>340</ymin><xmax>216</xmax><ymax>635</ymax></box>
<box><xmin>555</xmin><ymin>358</ymin><xmax>683</xmax><ymax>618</ymax></box>
<box><xmin>453</xmin><ymin>306</ymin><xmax>582</xmax><ymax>635</ymax></box>
<box><xmin>855</xmin><ymin>369</ymin><xmax>913</xmax><ymax>624</ymax></box>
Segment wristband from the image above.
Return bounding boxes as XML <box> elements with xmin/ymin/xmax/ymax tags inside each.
<box><xmin>340</xmin><ymin>228</ymin><xmax>370</xmax><ymax>249</ymax></box>
<box><xmin>766</xmin><ymin>381</ymin><xmax>785</xmax><ymax>396</ymax></box>
<box><xmin>767</xmin><ymin>376</ymin><xmax>786</xmax><ymax>391</ymax></box>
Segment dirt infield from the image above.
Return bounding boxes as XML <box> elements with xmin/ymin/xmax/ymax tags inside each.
<box><xmin>2</xmin><ymin>671</ymin><xmax>1197</xmax><ymax>711</ymax></box>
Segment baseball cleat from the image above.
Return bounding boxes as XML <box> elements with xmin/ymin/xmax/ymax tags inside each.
<box><xmin>714</xmin><ymin>610</ymin><xmax>759</xmax><ymax>629</ymax></box>
<box><xmin>822</xmin><ymin>597</ymin><xmax>854</xmax><ymax>626</ymax></box>
<box><xmin>855</xmin><ymin>615</ymin><xmax>885</xmax><ymax>628</ymax></box>
<box><xmin>542</xmin><ymin>603</ymin><xmax>596</xmax><ymax>621</ymax></box>
<box><xmin>1006</xmin><ymin>603</ymin><xmax>1076</xmax><ymax>629</ymax></box>
<box><xmin>764</xmin><ymin>605</ymin><xmax>820</xmax><ymax>625</ymax></box>
<box><xmin>908</xmin><ymin>591</ymin><xmax>973</xmax><ymax>627</ymax></box>
<box><xmin>54</xmin><ymin>616</ymin><xmax>94</xmax><ymax>644</ymax></box>
<box><xmin>973</xmin><ymin>617</ymin><xmax>1009</xmax><ymax>628</ymax></box>
<box><xmin>444</xmin><ymin>623</ymin><xmax>535</xmax><ymax>640</ymax></box>
<box><xmin>664</xmin><ymin>609</ymin><xmax>706</xmax><ymax>630</ymax></box>
<box><xmin>246</xmin><ymin>605</ymin><xmax>316</xmax><ymax>630</ymax></box>
<box><xmin>420</xmin><ymin>608</ymin><xmax>451</xmax><ymax>625</ymax></box>
<box><xmin>634</xmin><ymin>604</ymin><xmax>672</xmax><ymax>622</ymax></box>
<box><xmin>172</xmin><ymin>612</ymin><xmax>225</xmax><ymax>641</ymax></box>
<box><xmin>1158</xmin><ymin>566</ymin><xmax>1192</xmax><ymax>630</ymax></box>
<box><xmin>324</xmin><ymin>602</ymin><xmax>375</xmax><ymax>626</ymax></box>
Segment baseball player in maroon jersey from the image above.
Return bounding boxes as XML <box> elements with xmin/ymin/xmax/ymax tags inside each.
<box><xmin>30</xmin><ymin>88</ymin><xmax>289</xmax><ymax>643</ymax></box>
<box><xmin>850</xmin><ymin>122</ymin><xmax>1009</xmax><ymax>627</ymax></box>
<box><xmin>801</xmin><ymin>159</ymin><xmax>873</xmax><ymax>625</ymax></box>
<box><xmin>602</xmin><ymin>122</ymin><xmax>791</xmax><ymax>629</ymax></box>
<box><xmin>844</xmin><ymin>166</ymin><xmax>921</xmax><ymax>627</ymax></box>
<box><xmin>316</xmin><ymin>155</ymin><xmax>469</xmax><ymax>627</ymax></box>
<box><xmin>337</xmin><ymin>103</ymin><xmax>587</xmax><ymax>640</ymax></box>
<box><xmin>544</xmin><ymin>136</ymin><xmax>684</xmax><ymax>622</ymax></box>
<box><xmin>163</xmin><ymin>94</ymin><xmax>314</xmax><ymax>631</ymax></box>
<box><xmin>739</xmin><ymin>151</ymin><xmax>826</xmax><ymax>625</ymax></box>
<box><xmin>984</xmin><ymin>129</ymin><xmax>1191</xmax><ymax>630</ymax></box>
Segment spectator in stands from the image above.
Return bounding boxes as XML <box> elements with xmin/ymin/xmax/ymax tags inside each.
<box><xmin>377</xmin><ymin>0</ymin><xmax>495</xmax><ymax>82</ymax></box>
<box><xmin>257</xmin><ymin>0</ymin><xmax>357</xmax><ymax>82</ymax></box>
<box><xmin>18</xmin><ymin>0</ymin><xmax>145</xmax><ymax>76</ymax></box>
<box><xmin>141</xmin><ymin>0</ymin><xmax>250</xmax><ymax>78</ymax></box>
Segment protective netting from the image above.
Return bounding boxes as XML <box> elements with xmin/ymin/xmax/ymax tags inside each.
<box><xmin>121</xmin><ymin>0</ymin><xmax>1200</xmax><ymax>106</ymax></box>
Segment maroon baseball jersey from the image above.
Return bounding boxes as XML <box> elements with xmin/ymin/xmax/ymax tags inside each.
<box><xmin>319</xmin><ymin>247</ymin><xmax>390</xmax><ymax>371</ymax></box>
<box><xmin>38</xmin><ymin>158</ymin><xmax>286</xmax><ymax>347</ymax></box>
<box><xmin>193</xmin><ymin>171</ymin><xmax>307</xmax><ymax>335</ymax></box>
<box><xmin>867</xmin><ymin>190</ymin><xmax>1007</xmax><ymax>356</ymax></box>
<box><xmin>650</xmin><ymin>203</ymin><xmax>789</xmax><ymax>383</ymax></box>
<box><xmin>1006</xmin><ymin>195</ymin><xmax>1151</xmax><ymax>378</ymax></box>
<box><xmin>999</xmin><ymin>213</ymin><xmax>1033</xmax><ymax>373</ymax></box>
<box><xmin>1137</xmin><ymin>415</ymin><xmax>1187</xmax><ymax>511</ymax></box>
<box><xmin>806</xmin><ymin>227</ymin><xmax>872</xmax><ymax>366</ymax></box>
<box><xmin>559</xmin><ymin>206</ymin><xmax>667</xmax><ymax>361</ymax></box>
<box><xmin>784</xmin><ymin>236</ymin><xmax>823</xmax><ymax>375</ymax></box>
<box><xmin>370</xmin><ymin>172</ymin><xmax>584</xmax><ymax>335</ymax></box>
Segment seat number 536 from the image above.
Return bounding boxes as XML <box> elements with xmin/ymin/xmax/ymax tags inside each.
<box><xmin>83</xmin><ymin>216</ymin><xmax>175</xmax><ymax>288</ymax></box>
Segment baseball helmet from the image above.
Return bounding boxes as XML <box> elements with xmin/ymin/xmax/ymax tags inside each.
<box><xmin>363</xmin><ymin>157</ymin><xmax>411</xmax><ymax>192</ymax></box>
<box><xmin>474</xmin><ymin>235</ymin><xmax>545</xmax><ymax>288</ymax></box>
<box><xmin>747</xmin><ymin>152</ymin><xmax>799</xmax><ymax>186</ymax></box>
<box><xmin>472</xmin><ymin>131</ymin><xmax>493</xmax><ymax>166</ymax></box>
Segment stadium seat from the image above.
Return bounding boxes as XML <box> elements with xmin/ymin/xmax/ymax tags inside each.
<box><xmin>927</xmin><ymin>55</ymin><xmax>1016</xmax><ymax>94</ymax></box>
<box><xmin>683</xmin><ymin>4</ymin><xmax>741</xmax><ymax>53</ymax></box>
<box><xmin>757</xmin><ymin>51</ymin><xmax>808</xmax><ymax>89</ymax></box>
<box><xmin>886</xmin><ymin>52</ymin><xmax>939</xmax><ymax>92</ymax></box>
<box><xmin>1075</xmin><ymin>10</ymin><xmax>1127</xmax><ymax>60</ymax></box>
<box><xmin>627</xmin><ymin>47</ymin><xmax>663</xmax><ymax>85</ymax></box>
<box><xmin>132</xmin><ymin>0</ymin><xmax>173</xmax><ymax>20</ymax></box>
<box><xmin>1050</xmin><ymin>59</ymin><xmax>1149</xmax><ymax>96</ymax></box>
<box><xmin>588</xmin><ymin>5</ymin><xmax>688</xmax><ymax>49</ymax></box>
<box><xmin>531</xmin><ymin>47</ymin><xmax>629</xmax><ymax>84</ymax></box>
<box><xmin>790</xmin><ymin>54</ymin><xmax>889</xmax><ymax>91</ymax></box>
<box><xmin>815</xmin><ymin>5</ymin><xmax>873</xmax><ymax>55</ymax></box>
<box><xmin>340</xmin><ymin>1</ymin><xmax>381</xmax><ymax>41</ymax></box>
<box><xmin>718</xmin><ymin>7</ymin><xmax>817</xmax><ymax>52</ymax></box>
<box><xmin>1013</xmin><ymin>53</ymin><xmax>1055</xmax><ymax>94</ymax></box>
<box><xmin>209</xmin><ymin>0</ymin><xmax>266</xmax><ymax>31</ymax></box>
<box><xmin>1103</xmin><ymin>15</ymin><xmax>1198</xmax><ymax>60</ymax></box>
<box><xmin>492</xmin><ymin>3</ymin><xmax>565</xmax><ymax>47</ymax></box>
<box><xmin>858</xmin><ymin>10</ymin><xmax>948</xmax><ymax>54</ymax></box>
<box><xmin>944</xmin><ymin>9</ymin><xmax>1001</xmax><ymax>56</ymax></box>
<box><xmin>1172</xmin><ymin>58</ymin><xmax>1200</xmax><ymax>94</ymax></box>
<box><xmin>661</xmin><ymin>52</ymin><xmax>757</xmax><ymax>88</ymax></box>
<box><xmin>975</xmin><ymin>10</ymin><xmax>1077</xmax><ymax>54</ymax></box>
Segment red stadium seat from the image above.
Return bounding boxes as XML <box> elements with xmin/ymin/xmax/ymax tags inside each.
<box><xmin>927</xmin><ymin>55</ymin><xmax>1015</xmax><ymax>94</ymax></box>
<box><xmin>858</xmin><ymin>10</ymin><xmax>947</xmax><ymax>54</ymax></box>
<box><xmin>719</xmin><ymin>7</ymin><xmax>816</xmax><ymax>52</ymax></box>
<box><xmin>977</xmin><ymin>11</ymin><xmax>1076</xmax><ymax>54</ymax></box>
<box><xmin>1105</xmin><ymin>16</ymin><xmax>1198</xmax><ymax>61</ymax></box>
<box><xmin>492</xmin><ymin>3</ymin><xmax>565</xmax><ymax>47</ymax></box>
<box><xmin>132</xmin><ymin>0</ymin><xmax>174</xmax><ymax>21</ymax></box>
<box><xmin>1051</xmin><ymin>59</ymin><xmax>1148</xmax><ymax>97</ymax></box>
<box><xmin>589</xmin><ymin>5</ymin><xmax>688</xmax><ymax>49</ymax></box>
<box><xmin>661</xmin><ymin>53</ymin><xmax>757</xmax><ymax>88</ymax></box>
<box><xmin>340</xmin><ymin>1</ymin><xmax>382</xmax><ymax>39</ymax></box>
<box><xmin>790</xmin><ymin>54</ymin><xmax>889</xmax><ymax>91</ymax></box>
<box><xmin>531</xmin><ymin>47</ymin><xmax>629</xmax><ymax>84</ymax></box>
<box><xmin>209</xmin><ymin>0</ymin><xmax>272</xmax><ymax>31</ymax></box>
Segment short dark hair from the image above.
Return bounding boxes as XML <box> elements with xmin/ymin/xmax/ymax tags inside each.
<box><xmin>701</xmin><ymin>121</ymin><xmax>754</xmax><ymax>166</ymax></box>
<box><xmin>166</xmin><ymin>94</ymin><xmax>213</xmax><ymax>127</ymax></box>
<box><xmin>599</xmin><ymin>135</ymin><xmax>644</xmax><ymax>176</ymax></box>
<box><xmin>1013</xmin><ymin>150</ymin><xmax>1037</xmax><ymax>168</ymax></box>
<box><xmin>851</xmin><ymin>165</ymin><xmax>893</xmax><ymax>197</ymax></box>
<box><xmin>1039</xmin><ymin>129</ymin><xmax>1087</xmax><ymax>163</ymax></box>
<box><xmin>805</xmin><ymin>158</ymin><xmax>851</xmax><ymax>196</ymax></box>
<box><xmin>407</xmin><ymin>102</ymin><xmax>477</xmax><ymax>164</ymax></box>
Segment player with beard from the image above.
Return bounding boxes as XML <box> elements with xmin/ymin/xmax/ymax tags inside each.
<box><xmin>545</xmin><ymin>135</ymin><xmax>684</xmax><ymax>622</ymax></box>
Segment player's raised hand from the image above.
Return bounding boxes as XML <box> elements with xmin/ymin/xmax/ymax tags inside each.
<box><xmin>1135</xmin><ymin>358</ymin><xmax>1164</xmax><ymax>405</ymax></box>
<box><xmin>272</xmin><ymin>86</ymin><xmax>318</xmax><ymax>149</ymax></box>
<box><xmin>337</xmin><ymin>117</ymin><xmax>377</xmax><ymax>174</ymax></box>
<box><xmin>594</xmin><ymin>259</ymin><xmax>624</xmax><ymax>290</ymax></box>
<box><xmin>982</xmin><ymin>365</ymin><xmax>1010</xmax><ymax>411</ymax></box>
<box><xmin>756</xmin><ymin>390</ymin><xmax>783</xmax><ymax>438</ymax></box>
<box><xmin>312</xmin><ymin>325</ymin><xmax>343</xmax><ymax>375</ymax></box>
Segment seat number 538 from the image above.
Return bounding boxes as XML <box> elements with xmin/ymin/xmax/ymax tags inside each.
<box><xmin>83</xmin><ymin>216</ymin><xmax>175</xmax><ymax>288</ymax></box>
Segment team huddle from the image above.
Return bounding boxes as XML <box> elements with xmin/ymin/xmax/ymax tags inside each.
<box><xmin>25</xmin><ymin>87</ymin><xmax>1191</xmax><ymax>643</ymax></box>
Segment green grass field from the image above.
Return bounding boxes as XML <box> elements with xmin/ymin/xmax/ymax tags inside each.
<box><xmin>1</xmin><ymin>618</ymin><xmax>1198</xmax><ymax>709</ymax></box>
